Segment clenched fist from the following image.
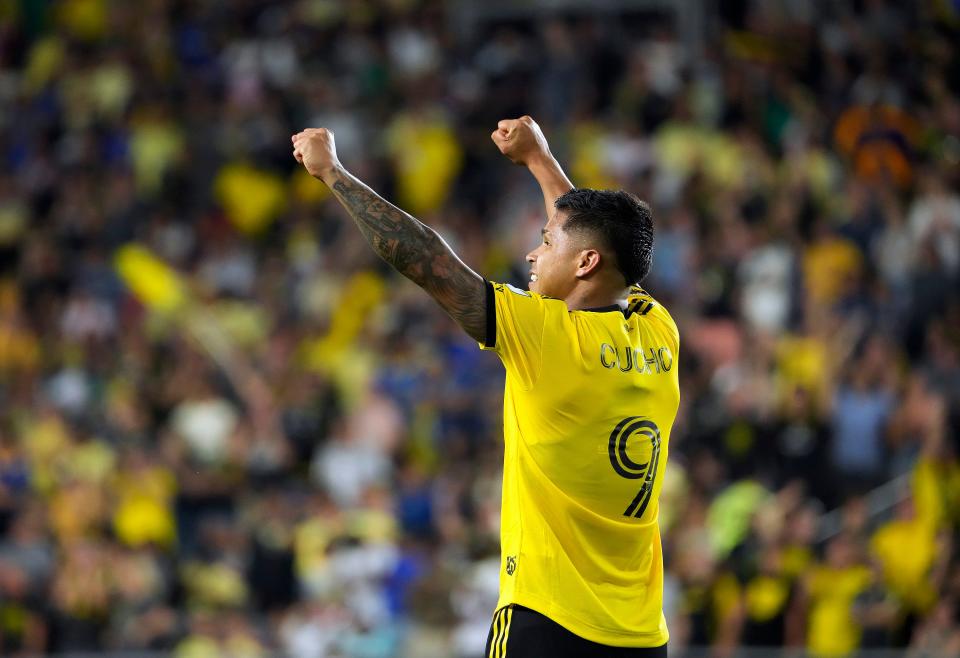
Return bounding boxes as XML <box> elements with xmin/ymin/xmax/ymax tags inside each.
<box><xmin>292</xmin><ymin>128</ymin><xmax>341</xmax><ymax>183</ymax></box>
<box><xmin>491</xmin><ymin>115</ymin><xmax>551</xmax><ymax>167</ymax></box>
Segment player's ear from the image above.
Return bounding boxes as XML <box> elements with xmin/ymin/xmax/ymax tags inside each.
<box><xmin>574</xmin><ymin>248</ymin><xmax>602</xmax><ymax>279</ymax></box>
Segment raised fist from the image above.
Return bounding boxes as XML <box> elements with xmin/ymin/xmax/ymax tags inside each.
<box><xmin>292</xmin><ymin>128</ymin><xmax>341</xmax><ymax>182</ymax></box>
<box><xmin>491</xmin><ymin>115</ymin><xmax>551</xmax><ymax>167</ymax></box>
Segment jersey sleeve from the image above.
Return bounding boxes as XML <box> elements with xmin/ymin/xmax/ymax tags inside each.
<box><xmin>480</xmin><ymin>280</ymin><xmax>548</xmax><ymax>388</ymax></box>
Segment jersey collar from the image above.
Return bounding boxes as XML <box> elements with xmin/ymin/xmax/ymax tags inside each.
<box><xmin>583</xmin><ymin>286</ymin><xmax>648</xmax><ymax>316</ymax></box>
<box><xmin>582</xmin><ymin>304</ymin><xmax>623</xmax><ymax>313</ymax></box>
<box><xmin>582</xmin><ymin>303</ymin><xmax>629</xmax><ymax>315</ymax></box>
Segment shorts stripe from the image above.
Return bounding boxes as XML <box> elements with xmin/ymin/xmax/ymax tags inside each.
<box><xmin>489</xmin><ymin>608</ymin><xmax>504</xmax><ymax>658</ymax></box>
<box><xmin>499</xmin><ymin>606</ymin><xmax>513</xmax><ymax>657</ymax></box>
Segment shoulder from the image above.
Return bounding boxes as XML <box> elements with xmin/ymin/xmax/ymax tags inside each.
<box><xmin>492</xmin><ymin>283</ymin><xmax>554</xmax><ymax>299</ymax></box>
<box><xmin>492</xmin><ymin>282</ymin><xmax>568</xmax><ymax>312</ymax></box>
<box><xmin>628</xmin><ymin>287</ymin><xmax>679</xmax><ymax>344</ymax></box>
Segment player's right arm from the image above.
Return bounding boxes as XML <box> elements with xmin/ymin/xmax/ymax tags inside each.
<box><xmin>292</xmin><ymin>128</ymin><xmax>488</xmax><ymax>344</ymax></box>
<box><xmin>491</xmin><ymin>115</ymin><xmax>574</xmax><ymax>219</ymax></box>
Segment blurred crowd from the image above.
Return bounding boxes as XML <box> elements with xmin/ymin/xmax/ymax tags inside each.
<box><xmin>0</xmin><ymin>0</ymin><xmax>959</xmax><ymax>656</ymax></box>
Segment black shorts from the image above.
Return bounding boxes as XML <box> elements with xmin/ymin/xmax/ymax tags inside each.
<box><xmin>484</xmin><ymin>605</ymin><xmax>668</xmax><ymax>658</ymax></box>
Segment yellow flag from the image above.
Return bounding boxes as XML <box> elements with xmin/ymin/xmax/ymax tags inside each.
<box><xmin>114</xmin><ymin>244</ymin><xmax>187</xmax><ymax>313</ymax></box>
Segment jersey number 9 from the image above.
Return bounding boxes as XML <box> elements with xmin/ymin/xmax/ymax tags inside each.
<box><xmin>608</xmin><ymin>417</ymin><xmax>662</xmax><ymax>519</ymax></box>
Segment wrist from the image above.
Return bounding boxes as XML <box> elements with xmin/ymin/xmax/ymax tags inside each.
<box><xmin>317</xmin><ymin>162</ymin><xmax>344</xmax><ymax>186</ymax></box>
<box><xmin>526</xmin><ymin>150</ymin><xmax>555</xmax><ymax>171</ymax></box>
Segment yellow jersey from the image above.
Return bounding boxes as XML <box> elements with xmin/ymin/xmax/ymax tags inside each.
<box><xmin>480</xmin><ymin>281</ymin><xmax>680</xmax><ymax>647</ymax></box>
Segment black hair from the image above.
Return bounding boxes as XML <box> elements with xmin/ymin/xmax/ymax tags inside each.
<box><xmin>554</xmin><ymin>188</ymin><xmax>654</xmax><ymax>285</ymax></box>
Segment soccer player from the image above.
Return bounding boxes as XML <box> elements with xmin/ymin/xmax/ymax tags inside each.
<box><xmin>292</xmin><ymin>115</ymin><xmax>679</xmax><ymax>657</ymax></box>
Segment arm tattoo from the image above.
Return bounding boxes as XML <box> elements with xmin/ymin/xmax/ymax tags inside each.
<box><xmin>328</xmin><ymin>170</ymin><xmax>488</xmax><ymax>343</ymax></box>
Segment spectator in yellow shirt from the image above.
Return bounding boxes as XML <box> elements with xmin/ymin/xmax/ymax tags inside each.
<box><xmin>798</xmin><ymin>533</ymin><xmax>873</xmax><ymax>657</ymax></box>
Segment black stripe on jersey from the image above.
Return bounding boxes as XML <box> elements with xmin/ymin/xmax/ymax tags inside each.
<box><xmin>484</xmin><ymin>280</ymin><xmax>496</xmax><ymax>349</ymax></box>
<box><xmin>626</xmin><ymin>299</ymin><xmax>655</xmax><ymax>316</ymax></box>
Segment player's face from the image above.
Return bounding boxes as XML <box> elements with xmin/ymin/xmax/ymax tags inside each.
<box><xmin>525</xmin><ymin>211</ymin><xmax>580</xmax><ymax>298</ymax></box>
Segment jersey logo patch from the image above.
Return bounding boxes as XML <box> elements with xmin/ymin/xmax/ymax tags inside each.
<box><xmin>505</xmin><ymin>555</ymin><xmax>517</xmax><ymax>575</ymax></box>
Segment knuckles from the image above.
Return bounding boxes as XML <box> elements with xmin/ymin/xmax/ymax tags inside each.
<box><xmin>294</xmin><ymin>128</ymin><xmax>334</xmax><ymax>140</ymax></box>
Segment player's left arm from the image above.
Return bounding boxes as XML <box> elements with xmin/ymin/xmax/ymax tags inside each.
<box><xmin>292</xmin><ymin>128</ymin><xmax>487</xmax><ymax>343</ymax></box>
<box><xmin>491</xmin><ymin>116</ymin><xmax>574</xmax><ymax>220</ymax></box>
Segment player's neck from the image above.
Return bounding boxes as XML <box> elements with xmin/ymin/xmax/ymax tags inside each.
<box><xmin>562</xmin><ymin>283</ymin><xmax>631</xmax><ymax>312</ymax></box>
